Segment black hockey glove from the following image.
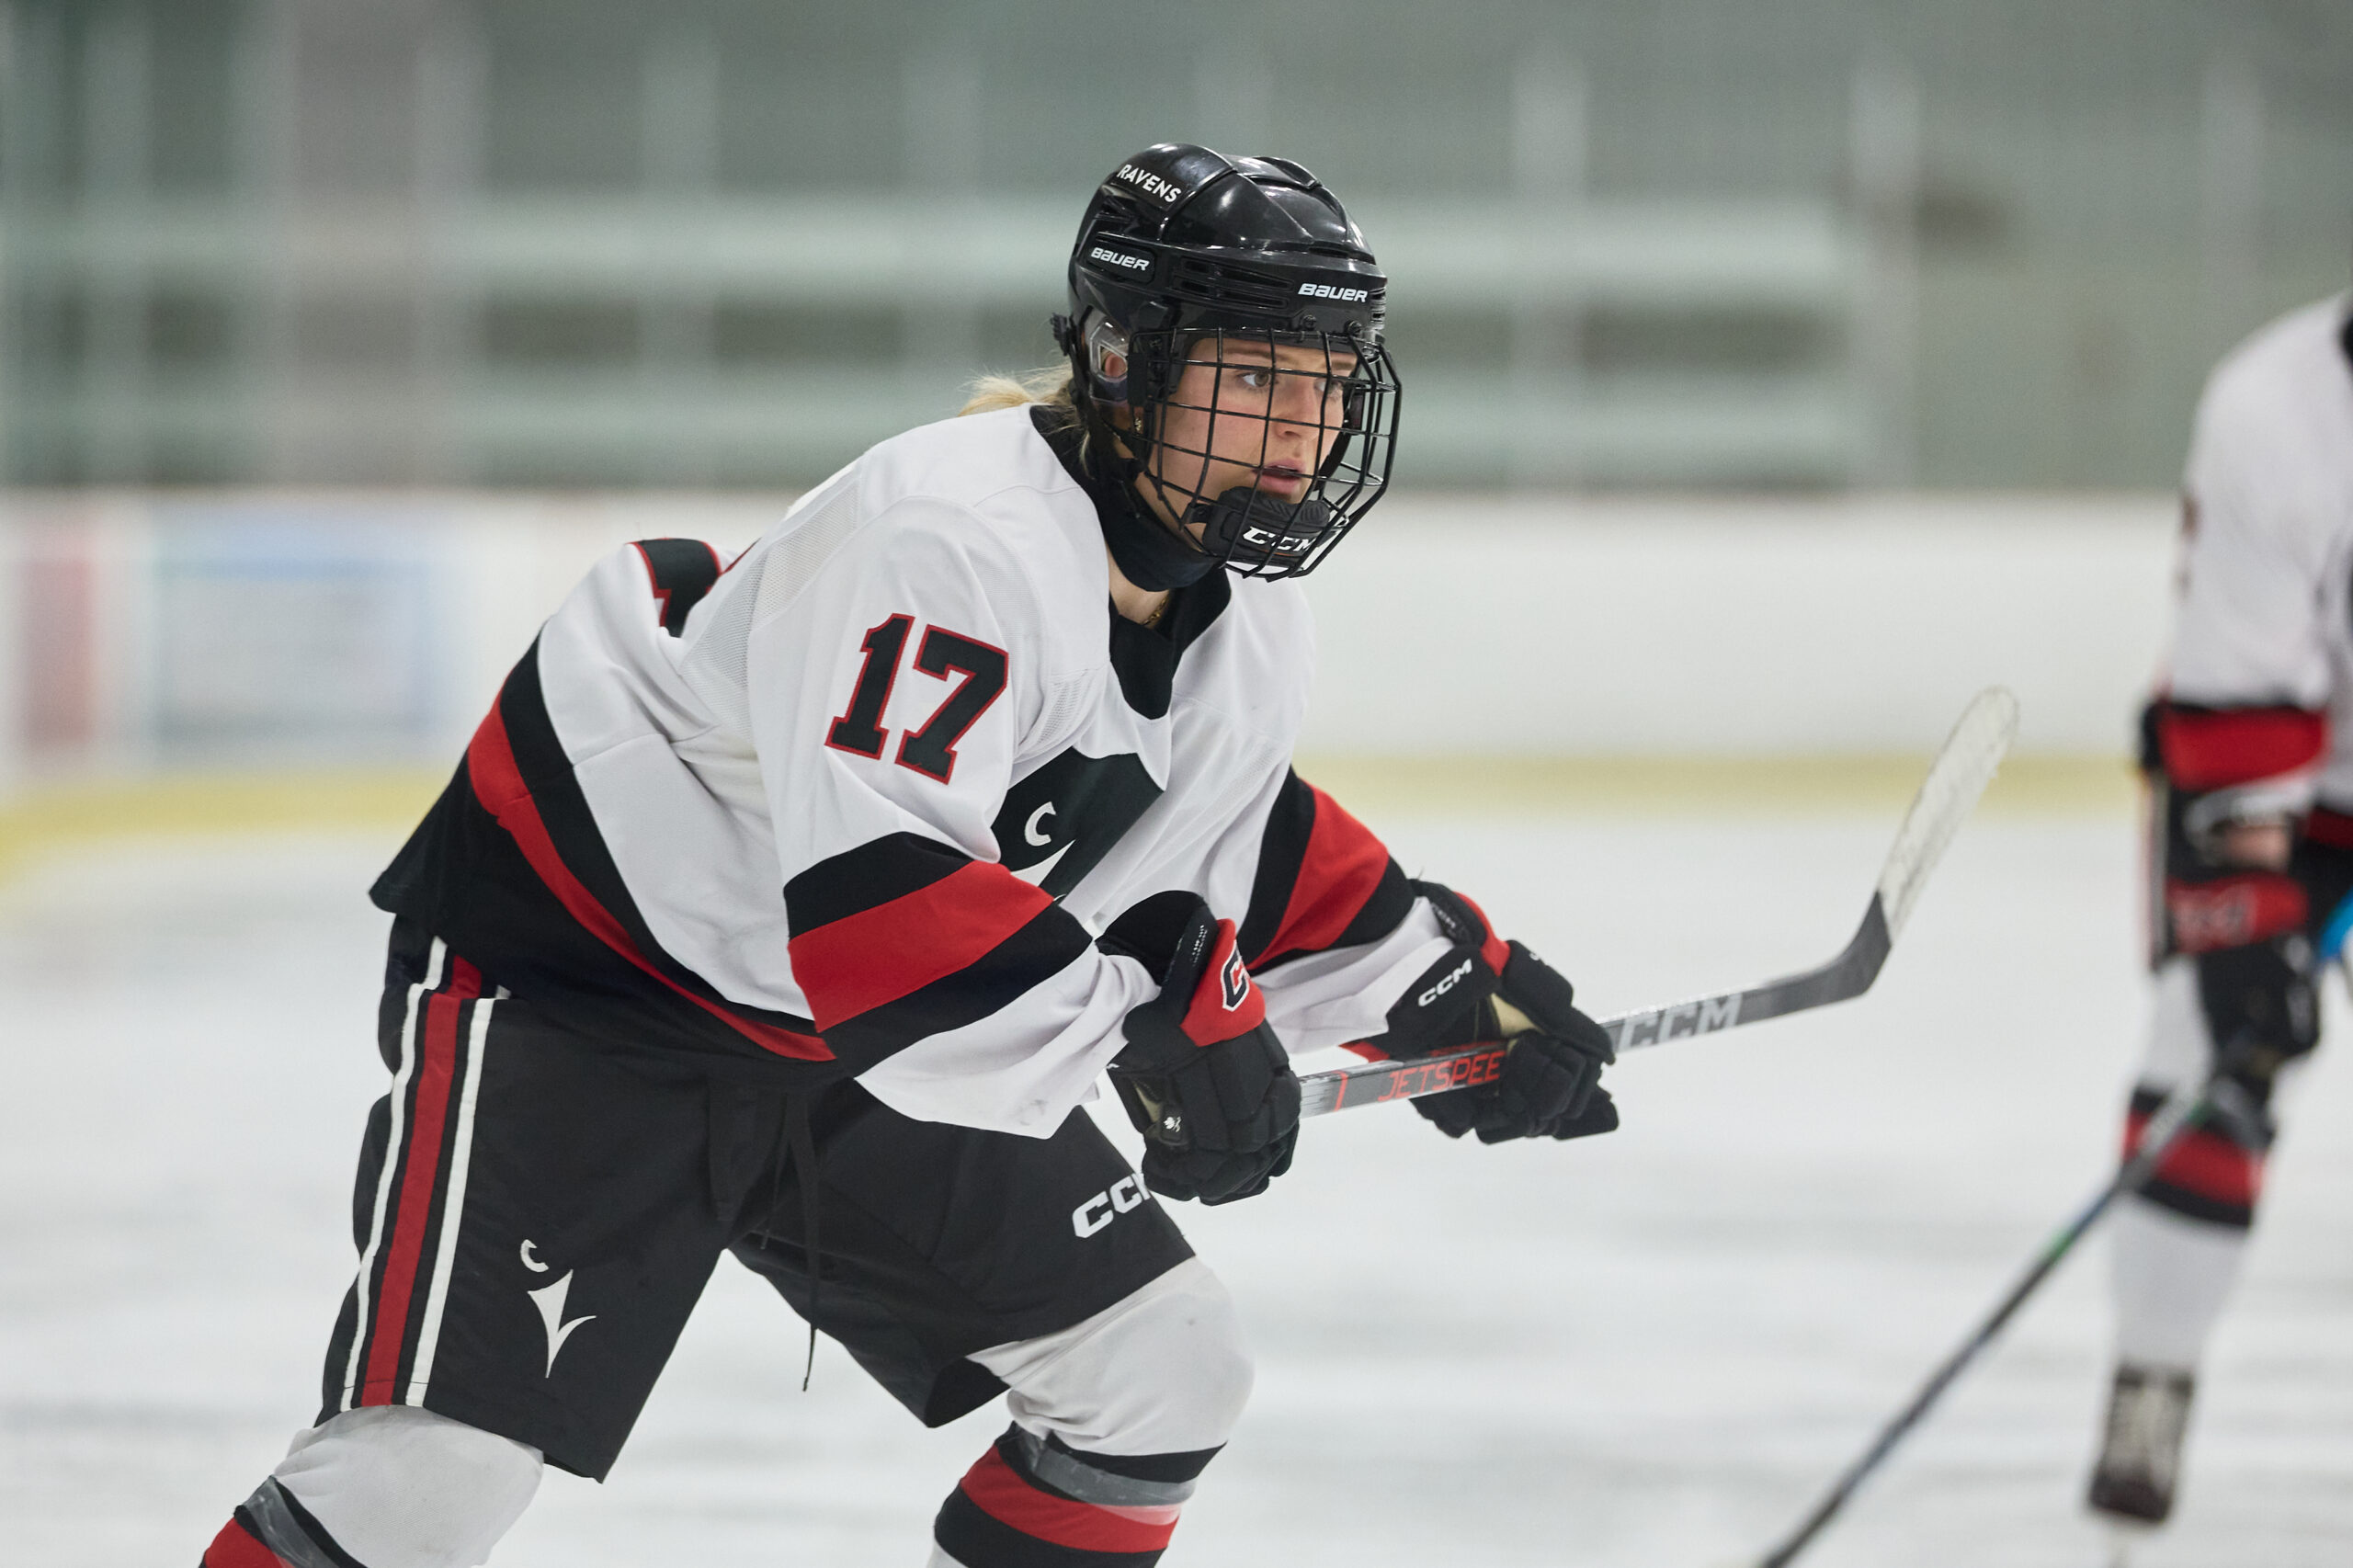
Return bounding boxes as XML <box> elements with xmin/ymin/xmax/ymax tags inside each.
<box><xmin>2196</xmin><ymin>936</ymin><xmax>2319</xmax><ymax>1102</ymax></box>
<box><xmin>1099</xmin><ymin>892</ymin><xmax>1302</xmax><ymax>1205</ymax></box>
<box><xmin>2143</xmin><ymin>699</ymin><xmax>2329</xmax><ymax>1099</ymax></box>
<box><xmin>1357</xmin><ymin>881</ymin><xmax>1618</xmax><ymax>1144</ymax></box>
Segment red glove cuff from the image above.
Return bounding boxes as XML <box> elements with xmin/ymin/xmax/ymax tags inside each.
<box><xmin>2165</xmin><ymin>872</ymin><xmax>2307</xmax><ymax>953</ymax></box>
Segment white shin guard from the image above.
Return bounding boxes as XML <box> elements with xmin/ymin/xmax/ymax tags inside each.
<box><xmin>972</xmin><ymin>1256</ymin><xmax>1254</xmax><ymax>1465</ymax></box>
<box><xmin>269</xmin><ymin>1405</ymin><xmax>543</xmax><ymax>1568</ymax></box>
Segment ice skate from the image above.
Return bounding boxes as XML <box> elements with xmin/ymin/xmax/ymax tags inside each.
<box><xmin>2086</xmin><ymin>1363</ymin><xmax>2194</xmax><ymax>1526</ymax></box>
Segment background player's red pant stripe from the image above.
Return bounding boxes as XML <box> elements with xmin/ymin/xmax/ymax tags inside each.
<box><xmin>359</xmin><ymin>958</ymin><xmax>479</xmax><ymax>1402</ymax></box>
<box><xmin>2156</xmin><ymin>705</ymin><xmax>2327</xmax><ymax>791</ymax></box>
<box><xmin>957</xmin><ymin>1449</ymin><xmax>1181</xmax><ymax>1554</ymax></box>
<box><xmin>202</xmin><ymin>1517</ymin><xmax>292</xmax><ymax>1568</ymax></box>
<box><xmin>2125</xmin><ymin>1110</ymin><xmax>2263</xmax><ymax>1206</ymax></box>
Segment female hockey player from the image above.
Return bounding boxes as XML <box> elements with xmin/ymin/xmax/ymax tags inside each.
<box><xmin>197</xmin><ymin>143</ymin><xmax>1618</xmax><ymax>1568</ymax></box>
<box><xmin>2089</xmin><ymin>290</ymin><xmax>2353</xmax><ymax>1529</ymax></box>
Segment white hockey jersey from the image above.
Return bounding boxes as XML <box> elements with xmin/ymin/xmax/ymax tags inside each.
<box><xmin>374</xmin><ymin>404</ymin><xmax>1452</xmax><ymax>1134</ymax></box>
<box><xmin>2159</xmin><ymin>293</ymin><xmax>2353</xmax><ymax>812</ymax></box>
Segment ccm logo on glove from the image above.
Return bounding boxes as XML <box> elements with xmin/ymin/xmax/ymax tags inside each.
<box><xmin>1417</xmin><ymin>957</ymin><xmax>1476</xmax><ymax>1009</ymax></box>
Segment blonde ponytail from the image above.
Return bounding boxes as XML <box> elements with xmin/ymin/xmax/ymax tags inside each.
<box><xmin>960</xmin><ymin>365</ymin><xmax>1080</xmax><ymax>425</ymax></box>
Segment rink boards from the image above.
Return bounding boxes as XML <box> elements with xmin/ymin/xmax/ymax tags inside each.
<box><xmin>0</xmin><ymin>490</ymin><xmax>2171</xmax><ymax>786</ymax></box>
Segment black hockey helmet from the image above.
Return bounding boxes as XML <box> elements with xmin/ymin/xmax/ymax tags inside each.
<box><xmin>1051</xmin><ymin>143</ymin><xmax>1402</xmax><ymax>584</ymax></box>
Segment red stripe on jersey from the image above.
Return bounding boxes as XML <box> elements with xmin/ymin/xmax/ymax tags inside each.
<box><xmin>1261</xmin><ymin>786</ymin><xmax>1393</xmax><ymax>964</ymax></box>
<box><xmin>203</xmin><ymin>1517</ymin><xmax>293</xmax><ymax>1568</ymax></box>
<box><xmin>466</xmin><ymin>702</ymin><xmax>830</xmax><ymax>1061</ymax></box>
<box><xmin>2306</xmin><ymin>806</ymin><xmax>2353</xmax><ymax>848</ymax></box>
<box><xmin>788</xmin><ymin>860</ymin><xmax>1053</xmax><ymax>1032</ymax></box>
<box><xmin>2158</xmin><ymin>706</ymin><xmax>2327</xmax><ymax>791</ymax></box>
<box><xmin>957</xmin><ymin>1448</ymin><xmax>1182</xmax><ymax>1554</ymax></box>
<box><xmin>360</xmin><ymin>957</ymin><xmax>478</xmax><ymax>1403</ymax></box>
<box><xmin>1443</xmin><ymin>886</ymin><xmax>1514</xmax><ymax>975</ymax></box>
<box><xmin>2165</xmin><ymin>872</ymin><xmax>2307</xmax><ymax>952</ymax></box>
<box><xmin>2125</xmin><ymin>1110</ymin><xmax>2263</xmax><ymax>1207</ymax></box>
<box><xmin>1177</xmin><ymin>918</ymin><xmax>1267</xmax><ymax>1045</ymax></box>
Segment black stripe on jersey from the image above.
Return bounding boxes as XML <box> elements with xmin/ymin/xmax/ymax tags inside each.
<box><xmin>1237</xmin><ymin>768</ymin><xmax>1316</xmax><ymax>962</ymax></box>
<box><xmin>634</xmin><ymin>539</ymin><xmax>722</xmax><ymax>636</ymax></box>
<box><xmin>822</xmin><ymin>904</ymin><xmax>1094</xmax><ymax>1072</ymax></box>
<box><xmin>783</xmin><ymin>830</ymin><xmax>967</xmax><ymax>936</ymax></box>
<box><xmin>1332</xmin><ymin>860</ymin><xmax>1414</xmax><ymax>946</ymax></box>
<box><xmin>1237</xmin><ymin>768</ymin><xmax>1415</xmax><ymax>970</ymax></box>
<box><xmin>494</xmin><ymin>644</ymin><xmax>816</xmax><ymax>1037</ymax></box>
<box><xmin>369</xmin><ymin>643</ymin><xmax>823</xmax><ymax>1061</ymax></box>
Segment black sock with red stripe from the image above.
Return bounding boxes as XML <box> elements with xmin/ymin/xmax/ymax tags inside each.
<box><xmin>933</xmin><ymin>1425</ymin><xmax>1217</xmax><ymax>1567</ymax></box>
<box><xmin>2124</xmin><ymin>1084</ymin><xmax>2266</xmax><ymax>1229</ymax></box>
<box><xmin>199</xmin><ymin>1479</ymin><xmax>364</xmax><ymax>1568</ymax></box>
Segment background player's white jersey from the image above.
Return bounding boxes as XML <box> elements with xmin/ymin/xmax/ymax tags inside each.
<box><xmin>372</xmin><ymin>405</ymin><xmax>1449</xmax><ymax>1134</ymax></box>
<box><xmin>2165</xmin><ymin>293</ymin><xmax>2353</xmax><ymax>807</ymax></box>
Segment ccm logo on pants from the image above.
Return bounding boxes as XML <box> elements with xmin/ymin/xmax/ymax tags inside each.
<box><xmin>1072</xmin><ymin>1176</ymin><xmax>1151</xmax><ymax>1237</ymax></box>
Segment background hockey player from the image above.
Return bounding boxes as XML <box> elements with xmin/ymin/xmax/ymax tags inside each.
<box><xmin>195</xmin><ymin>142</ymin><xmax>1619</xmax><ymax>1568</ymax></box>
<box><xmin>2090</xmin><ymin>290</ymin><xmax>2353</xmax><ymax>1528</ymax></box>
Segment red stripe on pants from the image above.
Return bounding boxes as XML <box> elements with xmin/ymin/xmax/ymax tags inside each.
<box><xmin>957</xmin><ymin>1449</ymin><xmax>1181</xmax><ymax>1555</ymax></box>
<box><xmin>359</xmin><ymin>957</ymin><xmax>480</xmax><ymax>1403</ymax></box>
<box><xmin>202</xmin><ymin>1517</ymin><xmax>292</xmax><ymax>1568</ymax></box>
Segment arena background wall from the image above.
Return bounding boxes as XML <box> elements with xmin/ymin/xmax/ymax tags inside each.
<box><xmin>0</xmin><ymin>492</ymin><xmax>2171</xmax><ymax>868</ymax></box>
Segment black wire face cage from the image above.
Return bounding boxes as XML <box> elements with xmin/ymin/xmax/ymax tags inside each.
<box><xmin>1121</xmin><ymin>324</ymin><xmax>1401</xmax><ymax>581</ymax></box>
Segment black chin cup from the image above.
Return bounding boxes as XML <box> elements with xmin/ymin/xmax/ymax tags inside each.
<box><xmin>1186</xmin><ymin>487</ymin><xmax>1338</xmax><ymax>574</ymax></box>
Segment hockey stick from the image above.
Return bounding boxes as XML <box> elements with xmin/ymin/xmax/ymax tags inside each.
<box><xmin>1749</xmin><ymin>1064</ymin><xmax>2253</xmax><ymax>1568</ymax></box>
<box><xmin>1297</xmin><ymin>687</ymin><xmax>2020</xmax><ymax>1119</ymax></box>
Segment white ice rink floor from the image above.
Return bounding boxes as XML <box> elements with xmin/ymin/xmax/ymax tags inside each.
<box><xmin>5</xmin><ymin>805</ymin><xmax>2350</xmax><ymax>1567</ymax></box>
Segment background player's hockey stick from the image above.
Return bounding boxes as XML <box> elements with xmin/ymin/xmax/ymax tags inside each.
<box><xmin>1749</xmin><ymin>1062</ymin><xmax>2253</xmax><ymax>1568</ymax></box>
<box><xmin>1296</xmin><ymin>686</ymin><xmax>2019</xmax><ymax>1119</ymax></box>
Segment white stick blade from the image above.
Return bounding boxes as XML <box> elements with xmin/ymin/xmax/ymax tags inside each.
<box><xmin>1877</xmin><ymin>687</ymin><xmax>2018</xmax><ymax>939</ymax></box>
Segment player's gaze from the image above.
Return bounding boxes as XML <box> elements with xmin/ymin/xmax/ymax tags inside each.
<box><xmin>1139</xmin><ymin>335</ymin><xmax>1365</xmax><ymax>517</ymax></box>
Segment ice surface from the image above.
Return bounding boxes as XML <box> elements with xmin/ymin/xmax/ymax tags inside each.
<box><xmin>3</xmin><ymin>810</ymin><xmax>2348</xmax><ymax>1566</ymax></box>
